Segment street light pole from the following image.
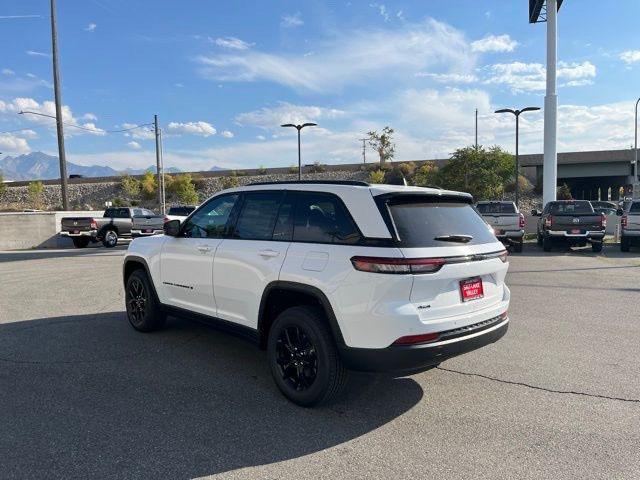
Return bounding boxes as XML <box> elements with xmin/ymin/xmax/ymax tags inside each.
<box><xmin>359</xmin><ymin>138</ymin><xmax>367</xmax><ymax>163</ymax></box>
<box><xmin>475</xmin><ymin>108</ymin><xmax>478</xmax><ymax>150</ymax></box>
<box><xmin>50</xmin><ymin>0</ymin><xmax>69</xmax><ymax>210</ymax></box>
<box><xmin>635</xmin><ymin>97</ymin><xmax>639</xmax><ymax>192</ymax></box>
<box><xmin>281</xmin><ymin>122</ymin><xmax>317</xmax><ymax>180</ymax></box>
<box><xmin>495</xmin><ymin>106</ymin><xmax>541</xmax><ymax>209</ymax></box>
<box><xmin>154</xmin><ymin>115</ymin><xmax>162</xmax><ymax>207</ymax></box>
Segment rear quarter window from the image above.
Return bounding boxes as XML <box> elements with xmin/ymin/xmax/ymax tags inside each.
<box><xmin>476</xmin><ymin>203</ymin><xmax>516</xmax><ymax>214</ymax></box>
<box><xmin>386</xmin><ymin>200</ymin><xmax>497</xmax><ymax>247</ymax></box>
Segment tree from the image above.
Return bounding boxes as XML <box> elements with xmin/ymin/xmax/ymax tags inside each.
<box><xmin>557</xmin><ymin>183</ymin><xmax>573</xmax><ymax>200</ymax></box>
<box><xmin>437</xmin><ymin>145</ymin><xmax>514</xmax><ymax>200</ymax></box>
<box><xmin>368</xmin><ymin>170</ymin><xmax>386</xmax><ymax>184</ymax></box>
<box><xmin>28</xmin><ymin>181</ymin><xmax>45</xmax><ymax>209</ymax></box>
<box><xmin>140</xmin><ymin>171</ymin><xmax>157</xmax><ymax>200</ymax></box>
<box><xmin>120</xmin><ymin>174</ymin><xmax>140</xmax><ymax>198</ymax></box>
<box><xmin>367</xmin><ymin>126</ymin><xmax>395</xmax><ymax>163</ymax></box>
<box><xmin>167</xmin><ymin>173</ymin><xmax>199</xmax><ymax>204</ymax></box>
<box><xmin>411</xmin><ymin>162</ymin><xmax>439</xmax><ymax>187</ymax></box>
<box><xmin>504</xmin><ymin>175</ymin><xmax>534</xmax><ymax>195</ymax></box>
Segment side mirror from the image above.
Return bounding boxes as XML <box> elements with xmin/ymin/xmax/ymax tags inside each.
<box><xmin>163</xmin><ymin>219</ymin><xmax>181</xmax><ymax>237</ymax></box>
<box><xmin>617</xmin><ymin>208</ymin><xmax>624</xmax><ymax>216</ymax></box>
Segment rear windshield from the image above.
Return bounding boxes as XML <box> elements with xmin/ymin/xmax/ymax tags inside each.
<box><xmin>387</xmin><ymin>200</ymin><xmax>497</xmax><ymax>248</ymax></box>
<box><xmin>476</xmin><ymin>203</ymin><xmax>516</xmax><ymax>214</ymax></box>
<box><xmin>168</xmin><ymin>206</ymin><xmax>195</xmax><ymax>216</ymax></box>
<box><xmin>629</xmin><ymin>202</ymin><xmax>640</xmax><ymax>213</ymax></box>
<box><xmin>547</xmin><ymin>201</ymin><xmax>593</xmax><ymax>214</ymax></box>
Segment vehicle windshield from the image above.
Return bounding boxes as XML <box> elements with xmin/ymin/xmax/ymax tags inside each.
<box><xmin>386</xmin><ymin>199</ymin><xmax>497</xmax><ymax>247</ymax></box>
<box><xmin>476</xmin><ymin>203</ymin><xmax>516</xmax><ymax>214</ymax></box>
<box><xmin>547</xmin><ymin>201</ymin><xmax>594</xmax><ymax>215</ymax></box>
<box><xmin>168</xmin><ymin>206</ymin><xmax>195</xmax><ymax>216</ymax></box>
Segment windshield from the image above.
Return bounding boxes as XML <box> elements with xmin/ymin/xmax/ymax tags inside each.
<box><xmin>476</xmin><ymin>203</ymin><xmax>516</xmax><ymax>214</ymax></box>
<box><xmin>168</xmin><ymin>206</ymin><xmax>196</xmax><ymax>216</ymax></box>
<box><xmin>386</xmin><ymin>200</ymin><xmax>497</xmax><ymax>247</ymax></box>
<box><xmin>547</xmin><ymin>201</ymin><xmax>594</xmax><ymax>215</ymax></box>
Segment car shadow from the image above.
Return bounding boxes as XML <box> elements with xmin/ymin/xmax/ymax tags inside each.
<box><xmin>512</xmin><ymin>242</ymin><xmax>637</xmax><ymax>259</ymax></box>
<box><xmin>0</xmin><ymin>244</ymin><xmax>128</xmax><ymax>263</ymax></box>
<box><xmin>0</xmin><ymin>312</ymin><xmax>423</xmax><ymax>479</ymax></box>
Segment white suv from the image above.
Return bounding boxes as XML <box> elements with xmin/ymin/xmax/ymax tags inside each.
<box><xmin>123</xmin><ymin>181</ymin><xmax>510</xmax><ymax>406</ymax></box>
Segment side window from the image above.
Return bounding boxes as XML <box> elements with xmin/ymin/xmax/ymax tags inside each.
<box><xmin>132</xmin><ymin>208</ymin><xmax>143</xmax><ymax>217</ymax></box>
<box><xmin>233</xmin><ymin>191</ymin><xmax>283</xmax><ymax>240</ymax></box>
<box><xmin>272</xmin><ymin>194</ymin><xmax>295</xmax><ymax>241</ymax></box>
<box><xmin>293</xmin><ymin>192</ymin><xmax>361</xmax><ymax>244</ymax></box>
<box><xmin>183</xmin><ymin>194</ymin><xmax>239</xmax><ymax>239</ymax></box>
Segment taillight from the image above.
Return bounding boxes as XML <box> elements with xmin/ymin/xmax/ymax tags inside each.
<box><xmin>519</xmin><ymin>213</ymin><xmax>525</xmax><ymax>229</ymax></box>
<box><xmin>544</xmin><ymin>215</ymin><xmax>553</xmax><ymax>229</ymax></box>
<box><xmin>600</xmin><ymin>213</ymin><xmax>607</xmax><ymax>229</ymax></box>
<box><xmin>392</xmin><ymin>332</ymin><xmax>440</xmax><ymax>346</ymax></box>
<box><xmin>350</xmin><ymin>256</ymin><xmax>445</xmax><ymax>274</ymax></box>
<box><xmin>497</xmin><ymin>250</ymin><xmax>508</xmax><ymax>263</ymax></box>
<box><xmin>622</xmin><ymin>215</ymin><xmax>628</xmax><ymax>228</ymax></box>
<box><xmin>90</xmin><ymin>220</ymin><xmax>97</xmax><ymax>229</ymax></box>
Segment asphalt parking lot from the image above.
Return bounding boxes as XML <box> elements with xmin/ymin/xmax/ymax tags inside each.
<box><xmin>0</xmin><ymin>245</ymin><xmax>639</xmax><ymax>480</ymax></box>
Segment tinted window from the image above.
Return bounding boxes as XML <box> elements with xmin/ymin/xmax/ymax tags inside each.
<box><xmin>104</xmin><ymin>208</ymin><xmax>130</xmax><ymax>218</ymax></box>
<box><xmin>132</xmin><ymin>208</ymin><xmax>143</xmax><ymax>217</ymax></box>
<box><xmin>547</xmin><ymin>201</ymin><xmax>594</xmax><ymax>214</ymax></box>
<box><xmin>476</xmin><ymin>203</ymin><xmax>516</xmax><ymax>214</ymax></box>
<box><xmin>629</xmin><ymin>202</ymin><xmax>640</xmax><ymax>213</ymax></box>
<box><xmin>168</xmin><ymin>206</ymin><xmax>195</xmax><ymax>216</ymax></box>
<box><xmin>233</xmin><ymin>192</ymin><xmax>283</xmax><ymax>240</ymax></box>
<box><xmin>387</xmin><ymin>200</ymin><xmax>496</xmax><ymax>247</ymax></box>
<box><xmin>183</xmin><ymin>194</ymin><xmax>238</xmax><ymax>239</ymax></box>
<box><xmin>293</xmin><ymin>192</ymin><xmax>361</xmax><ymax>244</ymax></box>
<box><xmin>272</xmin><ymin>195</ymin><xmax>294</xmax><ymax>241</ymax></box>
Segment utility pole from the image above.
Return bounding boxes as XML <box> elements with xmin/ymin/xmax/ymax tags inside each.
<box><xmin>50</xmin><ymin>0</ymin><xmax>68</xmax><ymax>210</ymax></box>
<box><xmin>543</xmin><ymin>0</ymin><xmax>558</xmax><ymax>207</ymax></box>
<box><xmin>359</xmin><ymin>138</ymin><xmax>367</xmax><ymax>163</ymax></box>
<box><xmin>159</xmin><ymin>128</ymin><xmax>166</xmax><ymax>214</ymax></box>
<box><xmin>154</xmin><ymin>115</ymin><xmax>162</xmax><ymax>207</ymax></box>
<box><xmin>475</xmin><ymin>108</ymin><xmax>478</xmax><ymax>150</ymax></box>
<box><xmin>634</xmin><ymin>97</ymin><xmax>639</xmax><ymax>198</ymax></box>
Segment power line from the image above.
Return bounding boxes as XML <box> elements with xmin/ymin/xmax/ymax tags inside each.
<box><xmin>17</xmin><ymin>111</ymin><xmax>153</xmax><ymax>134</ymax></box>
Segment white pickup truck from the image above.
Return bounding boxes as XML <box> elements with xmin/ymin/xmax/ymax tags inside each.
<box><xmin>620</xmin><ymin>200</ymin><xmax>640</xmax><ymax>252</ymax></box>
<box><xmin>475</xmin><ymin>201</ymin><xmax>525</xmax><ymax>252</ymax></box>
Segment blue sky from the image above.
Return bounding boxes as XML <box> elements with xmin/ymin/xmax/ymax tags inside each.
<box><xmin>1</xmin><ymin>0</ymin><xmax>639</xmax><ymax>171</ymax></box>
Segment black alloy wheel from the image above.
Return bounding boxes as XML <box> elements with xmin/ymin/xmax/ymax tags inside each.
<box><xmin>126</xmin><ymin>276</ymin><xmax>147</xmax><ymax>328</ymax></box>
<box><xmin>275</xmin><ymin>325</ymin><xmax>319</xmax><ymax>391</ymax></box>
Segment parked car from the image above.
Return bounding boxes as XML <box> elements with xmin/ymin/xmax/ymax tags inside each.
<box><xmin>533</xmin><ymin>200</ymin><xmax>606</xmax><ymax>252</ymax></box>
<box><xmin>131</xmin><ymin>212</ymin><xmax>165</xmax><ymax>238</ymax></box>
<box><xmin>590</xmin><ymin>200</ymin><xmax>617</xmax><ymax>216</ymax></box>
<box><xmin>123</xmin><ymin>180</ymin><xmax>510</xmax><ymax>406</ymax></box>
<box><xmin>475</xmin><ymin>201</ymin><xmax>525</xmax><ymax>252</ymax></box>
<box><xmin>61</xmin><ymin>207</ymin><xmax>160</xmax><ymax>248</ymax></box>
<box><xmin>165</xmin><ymin>205</ymin><xmax>197</xmax><ymax>223</ymax></box>
<box><xmin>620</xmin><ymin>200</ymin><xmax>640</xmax><ymax>252</ymax></box>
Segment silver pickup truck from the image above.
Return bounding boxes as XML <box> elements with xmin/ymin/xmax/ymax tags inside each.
<box><xmin>476</xmin><ymin>201</ymin><xmax>525</xmax><ymax>252</ymax></box>
<box><xmin>620</xmin><ymin>200</ymin><xmax>640</xmax><ymax>252</ymax></box>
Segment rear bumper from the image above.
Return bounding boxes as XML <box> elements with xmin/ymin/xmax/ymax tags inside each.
<box><xmin>338</xmin><ymin>315</ymin><xmax>509</xmax><ymax>374</ymax></box>
<box><xmin>546</xmin><ymin>230</ymin><xmax>605</xmax><ymax>241</ymax></box>
<box><xmin>621</xmin><ymin>230</ymin><xmax>640</xmax><ymax>237</ymax></box>
<box><xmin>131</xmin><ymin>229</ymin><xmax>163</xmax><ymax>237</ymax></box>
<box><xmin>60</xmin><ymin>230</ymin><xmax>97</xmax><ymax>238</ymax></box>
<box><xmin>495</xmin><ymin>230</ymin><xmax>524</xmax><ymax>241</ymax></box>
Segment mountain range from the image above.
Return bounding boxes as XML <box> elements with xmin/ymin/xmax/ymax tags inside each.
<box><xmin>0</xmin><ymin>152</ymin><xmax>189</xmax><ymax>181</ymax></box>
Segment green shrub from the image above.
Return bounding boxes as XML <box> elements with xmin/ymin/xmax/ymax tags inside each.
<box><xmin>504</xmin><ymin>175</ymin><xmax>534</xmax><ymax>195</ymax></box>
<box><xmin>308</xmin><ymin>162</ymin><xmax>326</xmax><ymax>173</ymax></box>
<box><xmin>288</xmin><ymin>165</ymin><xmax>298</xmax><ymax>174</ymax></box>
<box><xmin>167</xmin><ymin>174</ymin><xmax>199</xmax><ymax>204</ymax></box>
<box><xmin>0</xmin><ymin>172</ymin><xmax>6</xmax><ymax>197</ymax></box>
<box><xmin>140</xmin><ymin>171</ymin><xmax>157</xmax><ymax>200</ymax></box>
<box><xmin>120</xmin><ymin>174</ymin><xmax>140</xmax><ymax>198</ymax></box>
<box><xmin>27</xmin><ymin>181</ymin><xmax>45</xmax><ymax>209</ymax></box>
<box><xmin>368</xmin><ymin>170</ymin><xmax>386</xmax><ymax>184</ymax></box>
<box><xmin>557</xmin><ymin>183</ymin><xmax>572</xmax><ymax>200</ymax></box>
<box><xmin>221</xmin><ymin>175</ymin><xmax>240</xmax><ymax>189</ymax></box>
<box><xmin>257</xmin><ymin>166</ymin><xmax>268</xmax><ymax>175</ymax></box>
<box><xmin>411</xmin><ymin>162</ymin><xmax>439</xmax><ymax>187</ymax></box>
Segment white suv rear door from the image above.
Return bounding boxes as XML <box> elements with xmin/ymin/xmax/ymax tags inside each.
<box><xmin>159</xmin><ymin>193</ymin><xmax>239</xmax><ymax>317</ymax></box>
<box><xmin>213</xmin><ymin>191</ymin><xmax>292</xmax><ymax>328</ymax></box>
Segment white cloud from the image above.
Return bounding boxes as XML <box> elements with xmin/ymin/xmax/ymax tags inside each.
<box><xmin>2</xmin><ymin>68</ymin><xmax>15</xmax><ymax>76</ymax></box>
<box><xmin>84</xmin><ymin>23</ymin><xmax>97</xmax><ymax>32</ymax></box>
<box><xmin>281</xmin><ymin>12</ymin><xmax>303</xmax><ymax>28</ymax></box>
<box><xmin>471</xmin><ymin>34</ymin><xmax>518</xmax><ymax>53</ymax></box>
<box><xmin>167</xmin><ymin>121</ymin><xmax>217</xmax><ymax>137</ymax></box>
<box><xmin>25</xmin><ymin>50</ymin><xmax>49</xmax><ymax>57</ymax></box>
<box><xmin>82</xmin><ymin>112</ymin><xmax>98</xmax><ymax>121</ymax></box>
<box><xmin>127</xmin><ymin>141</ymin><xmax>141</xmax><ymax>149</ymax></box>
<box><xmin>236</xmin><ymin>102</ymin><xmax>345</xmax><ymax>129</ymax></box>
<box><xmin>220</xmin><ymin>130</ymin><xmax>234</xmax><ymax>138</ymax></box>
<box><xmin>415</xmin><ymin>72</ymin><xmax>478</xmax><ymax>83</ymax></box>
<box><xmin>256</xmin><ymin>135</ymin><xmax>266</xmax><ymax>141</ymax></box>
<box><xmin>370</xmin><ymin>3</ymin><xmax>390</xmax><ymax>22</ymax></box>
<box><xmin>197</xmin><ymin>19</ymin><xmax>475</xmax><ymax>93</ymax></box>
<box><xmin>484</xmin><ymin>61</ymin><xmax>596</xmax><ymax>92</ymax></box>
<box><xmin>213</xmin><ymin>36</ymin><xmax>252</xmax><ymax>50</ymax></box>
<box><xmin>0</xmin><ymin>133</ymin><xmax>30</xmax><ymax>153</ymax></box>
<box><xmin>619</xmin><ymin>50</ymin><xmax>640</xmax><ymax>65</ymax></box>
<box><xmin>120</xmin><ymin>123</ymin><xmax>155</xmax><ymax>140</ymax></box>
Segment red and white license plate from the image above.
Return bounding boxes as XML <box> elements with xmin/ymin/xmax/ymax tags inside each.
<box><xmin>71</xmin><ymin>230</ymin><xmax>79</xmax><ymax>234</ymax></box>
<box><xmin>570</xmin><ymin>229</ymin><xmax>581</xmax><ymax>234</ymax></box>
<box><xmin>143</xmin><ymin>229</ymin><xmax>152</xmax><ymax>233</ymax></box>
<box><xmin>460</xmin><ymin>277</ymin><xmax>484</xmax><ymax>302</ymax></box>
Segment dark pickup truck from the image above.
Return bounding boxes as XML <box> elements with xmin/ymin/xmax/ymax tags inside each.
<box><xmin>533</xmin><ymin>200</ymin><xmax>606</xmax><ymax>252</ymax></box>
<box><xmin>60</xmin><ymin>207</ymin><xmax>164</xmax><ymax>248</ymax></box>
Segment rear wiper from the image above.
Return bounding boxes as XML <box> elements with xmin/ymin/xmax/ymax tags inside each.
<box><xmin>434</xmin><ymin>234</ymin><xmax>473</xmax><ymax>243</ymax></box>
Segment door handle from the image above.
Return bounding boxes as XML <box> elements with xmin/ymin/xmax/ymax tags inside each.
<box><xmin>258</xmin><ymin>249</ymin><xmax>280</xmax><ymax>258</ymax></box>
<box><xmin>196</xmin><ymin>245</ymin><xmax>212</xmax><ymax>253</ymax></box>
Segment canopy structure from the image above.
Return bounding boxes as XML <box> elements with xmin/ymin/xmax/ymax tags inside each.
<box><xmin>529</xmin><ymin>0</ymin><xmax>564</xmax><ymax>23</ymax></box>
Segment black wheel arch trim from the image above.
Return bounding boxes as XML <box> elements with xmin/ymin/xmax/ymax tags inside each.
<box><xmin>258</xmin><ymin>281</ymin><xmax>346</xmax><ymax>349</ymax></box>
<box><xmin>123</xmin><ymin>256</ymin><xmax>161</xmax><ymax>305</ymax></box>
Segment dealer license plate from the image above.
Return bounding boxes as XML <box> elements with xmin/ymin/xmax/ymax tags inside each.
<box><xmin>460</xmin><ymin>277</ymin><xmax>484</xmax><ymax>302</ymax></box>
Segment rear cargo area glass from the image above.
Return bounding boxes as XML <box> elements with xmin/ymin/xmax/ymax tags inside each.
<box><xmin>388</xmin><ymin>201</ymin><xmax>497</xmax><ymax>247</ymax></box>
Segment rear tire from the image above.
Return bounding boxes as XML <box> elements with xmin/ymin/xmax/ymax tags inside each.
<box><xmin>542</xmin><ymin>236</ymin><xmax>552</xmax><ymax>252</ymax></box>
<box><xmin>102</xmin><ymin>229</ymin><xmax>118</xmax><ymax>248</ymax></box>
<box><xmin>512</xmin><ymin>240</ymin><xmax>523</xmax><ymax>253</ymax></box>
<box><xmin>72</xmin><ymin>237</ymin><xmax>90</xmax><ymax>248</ymax></box>
<box><xmin>125</xmin><ymin>269</ymin><xmax>166</xmax><ymax>332</ymax></box>
<box><xmin>536</xmin><ymin>232</ymin><xmax>543</xmax><ymax>246</ymax></box>
<box><xmin>621</xmin><ymin>236</ymin><xmax>630</xmax><ymax>252</ymax></box>
<box><xmin>591</xmin><ymin>241</ymin><xmax>603</xmax><ymax>253</ymax></box>
<box><xmin>267</xmin><ymin>306</ymin><xmax>348</xmax><ymax>407</ymax></box>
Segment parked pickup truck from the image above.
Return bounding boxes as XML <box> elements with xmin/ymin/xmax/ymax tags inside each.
<box><xmin>620</xmin><ymin>200</ymin><xmax>640</xmax><ymax>252</ymax></box>
<box><xmin>476</xmin><ymin>201</ymin><xmax>525</xmax><ymax>252</ymax></box>
<box><xmin>165</xmin><ymin>205</ymin><xmax>197</xmax><ymax>223</ymax></box>
<box><xmin>533</xmin><ymin>200</ymin><xmax>606</xmax><ymax>252</ymax></box>
<box><xmin>60</xmin><ymin>207</ymin><xmax>163</xmax><ymax>248</ymax></box>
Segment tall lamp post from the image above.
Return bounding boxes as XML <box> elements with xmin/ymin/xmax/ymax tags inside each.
<box><xmin>281</xmin><ymin>122</ymin><xmax>317</xmax><ymax>180</ymax></box>
<box><xmin>495</xmin><ymin>106</ymin><xmax>540</xmax><ymax>208</ymax></box>
<box><xmin>634</xmin><ymin>97</ymin><xmax>640</xmax><ymax>195</ymax></box>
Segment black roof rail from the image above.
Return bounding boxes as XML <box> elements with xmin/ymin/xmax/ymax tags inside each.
<box><xmin>248</xmin><ymin>180</ymin><xmax>370</xmax><ymax>187</ymax></box>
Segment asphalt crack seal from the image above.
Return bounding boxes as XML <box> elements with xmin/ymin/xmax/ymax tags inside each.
<box><xmin>436</xmin><ymin>366</ymin><xmax>640</xmax><ymax>404</ymax></box>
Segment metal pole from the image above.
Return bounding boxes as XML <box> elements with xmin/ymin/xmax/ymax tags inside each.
<box><xmin>475</xmin><ymin>108</ymin><xmax>478</xmax><ymax>150</ymax></box>
<box><xmin>50</xmin><ymin>0</ymin><xmax>68</xmax><ymax>210</ymax></box>
<box><xmin>515</xmin><ymin>112</ymin><xmax>520</xmax><ymax>209</ymax></box>
<box><xmin>297</xmin><ymin>127</ymin><xmax>301</xmax><ymax>180</ymax></box>
<box><xmin>154</xmin><ymin>115</ymin><xmax>161</xmax><ymax>206</ymax></box>
<box><xmin>543</xmin><ymin>0</ymin><xmax>558</xmax><ymax>207</ymax></box>
<box><xmin>159</xmin><ymin>129</ymin><xmax>166</xmax><ymax>215</ymax></box>
<box><xmin>361</xmin><ymin>138</ymin><xmax>367</xmax><ymax>163</ymax></box>
<box><xmin>635</xmin><ymin>97</ymin><xmax>639</xmax><ymax>188</ymax></box>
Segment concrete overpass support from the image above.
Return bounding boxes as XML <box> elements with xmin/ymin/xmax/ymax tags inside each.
<box><xmin>543</xmin><ymin>0</ymin><xmax>558</xmax><ymax>207</ymax></box>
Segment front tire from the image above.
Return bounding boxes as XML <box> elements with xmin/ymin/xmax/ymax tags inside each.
<box><xmin>536</xmin><ymin>232</ymin><xmax>543</xmax><ymax>246</ymax></box>
<box><xmin>591</xmin><ymin>241</ymin><xmax>603</xmax><ymax>253</ymax></box>
<box><xmin>125</xmin><ymin>269</ymin><xmax>166</xmax><ymax>332</ymax></box>
<box><xmin>267</xmin><ymin>306</ymin><xmax>348</xmax><ymax>407</ymax></box>
<box><xmin>621</xmin><ymin>236</ymin><xmax>630</xmax><ymax>252</ymax></box>
<box><xmin>542</xmin><ymin>236</ymin><xmax>552</xmax><ymax>252</ymax></box>
<box><xmin>72</xmin><ymin>237</ymin><xmax>90</xmax><ymax>248</ymax></box>
<box><xmin>102</xmin><ymin>229</ymin><xmax>118</xmax><ymax>248</ymax></box>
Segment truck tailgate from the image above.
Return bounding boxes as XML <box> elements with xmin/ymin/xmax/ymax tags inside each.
<box><xmin>61</xmin><ymin>217</ymin><xmax>94</xmax><ymax>232</ymax></box>
<box><xmin>482</xmin><ymin>214</ymin><xmax>519</xmax><ymax>231</ymax></box>
<box><xmin>132</xmin><ymin>215</ymin><xmax>164</xmax><ymax>231</ymax></box>
<box><xmin>551</xmin><ymin>214</ymin><xmax>602</xmax><ymax>232</ymax></box>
